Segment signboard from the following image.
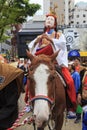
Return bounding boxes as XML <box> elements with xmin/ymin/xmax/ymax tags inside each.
<box><xmin>80</xmin><ymin>51</ymin><xmax>87</xmax><ymax>57</ymax></box>
<box><xmin>64</xmin><ymin>28</ymin><xmax>87</xmax><ymax>55</ymax></box>
<box><xmin>66</xmin><ymin>35</ymin><xmax>73</xmax><ymax>43</ymax></box>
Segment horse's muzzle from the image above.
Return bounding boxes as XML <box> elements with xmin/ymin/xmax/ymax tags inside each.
<box><xmin>34</xmin><ymin>114</ymin><xmax>51</xmax><ymax>128</ymax></box>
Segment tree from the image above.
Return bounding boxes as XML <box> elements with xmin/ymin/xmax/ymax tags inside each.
<box><xmin>0</xmin><ymin>0</ymin><xmax>41</xmax><ymax>42</ymax></box>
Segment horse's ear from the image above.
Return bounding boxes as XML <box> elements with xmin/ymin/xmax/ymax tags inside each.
<box><xmin>26</xmin><ymin>49</ymin><xmax>34</xmax><ymax>61</ymax></box>
<box><xmin>50</xmin><ymin>50</ymin><xmax>60</xmax><ymax>62</ymax></box>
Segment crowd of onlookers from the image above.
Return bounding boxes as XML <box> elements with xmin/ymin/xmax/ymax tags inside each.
<box><xmin>68</xmin><ymin>57</ymin><xmax>87</xmax><ymax>129</ymax></box>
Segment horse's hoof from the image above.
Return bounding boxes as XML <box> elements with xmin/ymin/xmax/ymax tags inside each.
<box><xmin>37</xmin><ymin>128</ymin><xmax>44</xmax><ymax>130</ymax></box>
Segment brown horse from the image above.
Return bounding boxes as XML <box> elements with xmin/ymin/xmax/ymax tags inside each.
<box><xmin>26</xmin><ymin>50</ymin><xmax>66</xmax><ymax>130</ymax></box>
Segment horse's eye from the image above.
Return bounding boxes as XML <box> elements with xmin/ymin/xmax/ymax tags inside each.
<box><xmin>28</xmin><ymin>75</ymin><xmax>34</xmax><ymax>81</ymax></box>
<box><xmin>50</xmin><ymin>67</ymin><xmax>53</xmax><ymax>70</ymax></box>
<box><xmin>49</xmin><ymin>65</ymin><xmax>54</xmax><ymax>70</ymax></box>
<box><xmin>49</xmin><ymin>75</ymin><xmax>55</xmax><ymax>81</ymax></box>
<box><xmin>29</xmin><ymin>66</ymin><xmax>33</xmax><ymax>71</ymax></box>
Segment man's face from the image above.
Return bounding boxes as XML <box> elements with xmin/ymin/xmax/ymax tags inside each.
<box><xmin>74</xmin><ymin>59</ymin><xmax>80</xmax><ymax>66</ymax></box>
<box><xmin>45</xmin><ymin>16</ymin><xmax>55</xmax><ymax>28</ymax></box>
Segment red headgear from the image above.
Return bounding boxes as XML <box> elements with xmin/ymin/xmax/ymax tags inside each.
<box><xmin>46</xmin><ymin>14</ymin><xmax>57</xmax><ymax>19</ymax></box>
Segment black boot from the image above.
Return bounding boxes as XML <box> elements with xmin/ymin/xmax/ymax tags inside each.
<box><xmin>74</xmin><ymin>113</ymin><xmax>81</xmax><ymax>123</ymax></box>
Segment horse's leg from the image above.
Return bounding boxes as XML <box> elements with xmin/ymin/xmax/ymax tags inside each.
<box><xmin>55</xmin><ymin>113</ymin><xmax>64</xmax><ymax>130</ymax></box>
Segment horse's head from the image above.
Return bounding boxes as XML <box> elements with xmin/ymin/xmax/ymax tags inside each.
<box><xmin>26</xmin><ymin>50</ymin><xmax>59</xmax><ymax>128</ymax></box>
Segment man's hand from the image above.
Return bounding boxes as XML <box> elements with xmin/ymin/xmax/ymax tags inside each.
<box><xmin>42</xmin><ymin>33</ymin><xmax>53</xmax><ymax>43</ymax></box>
<box><xmin>77</xmin><ymin>93</ymin><xmax>82</xmax><ymax>104</ymax></box>
<box><xmin>34</xmin><ymin>35</ymin><xmax>42</xmax><ymax>47</ymax></box>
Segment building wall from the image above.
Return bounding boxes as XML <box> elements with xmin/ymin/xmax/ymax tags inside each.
<box><xmin>68</xmin><ymin>0</ymin><xmax>75</xmax><ymax>25</ymax></box>
<box><xmin>64</xmin><ymin>0</ymin><xmax>69</xmax><ymax>25</ymax></box>
<box><xmin>69</xmin><ymin>2</ymin><xmax>87</xmax><ymax>26</ymax></box>
<box><xmin>43</xmin><ymin>0</ymin><xmax>50</xmax><ymax>15</ymax></box>
<box><xmin>73</xmin><ymin>7</ymin><xmax>87</xmax><ymax>25</ymax></box>
<box><xmin>50</xmin><ymin>0</ymin><xmax>65</xmax><ymax>25</ymax></box>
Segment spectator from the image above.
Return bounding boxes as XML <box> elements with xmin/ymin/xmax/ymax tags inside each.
<box><xmin>77</xmin><ymin>69</ymin><xmax>87</xmax><ymax>130</ymax></box>
<box><xmin>0</xmin><ymin>61</ymin><xmax>24</xmax><ymax>129</ymax></box>
<box><xmin>68</xmin><ymin>62</ymin><xmax>82</xmax><ymax>121</ymax></box>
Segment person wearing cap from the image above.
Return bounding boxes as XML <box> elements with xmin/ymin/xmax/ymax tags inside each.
<box><xmin>78</xmin><ymin>70</ymin><xmax>87</xmax><ymax>130</ymax></box>
<box><xmin>28</xmin><ymin>13</ymin><xmax>76</xmax><ymax>113</ymax></box>
<box><xmin>75</xmin><ymin>68</ymin><xmax>87</xmax><ymax>129</ymax></box>
<box><xmin>68</xmin><ymin>62</ymin><xmax>82</xmax><ymax>120</ymax></box>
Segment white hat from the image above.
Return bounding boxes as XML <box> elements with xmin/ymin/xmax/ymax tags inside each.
<box><xmin>68</xmin><ymin>61</ymin><xmax>74</xmax><ymax>65</ymax></box>
<box><xmin>20</xmin><ymin>58</ymin><xmax>24</xmax><ymax>61</ymax></box>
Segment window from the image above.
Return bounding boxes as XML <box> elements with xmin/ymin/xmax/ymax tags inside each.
<box><xmin>77</xmin><ymin>15</ymin><xmax>79</xmax><ymax>18</ymax></box>
<box><xmin>83</xmin><ymin>21</ymin><xmax>86</xmax><ymax>23</ymax></box>
<box><xmin>71</xmin><ymin>21</ymin><xmax>74</xmax><ymax>23</ymax></box>
<box><xmin>83</xmin><ymin>14</ymin><xmax>86</xmax><ymax>17</ymax></box>
<box><xmin>77</xmin><ymin>22</ymin><xmax>79</xmax><ymax>24</ymax></box>
<box><xmin>74</xmin><ymin>32</ymin><xmax>77</xmax><ymax>35</ymax></box>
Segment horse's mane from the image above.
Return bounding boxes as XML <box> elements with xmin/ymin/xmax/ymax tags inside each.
<box><xmin>37</xmin><ymin>54</ymin><xmax>50</xmax><ymax>60</ymax></box>
<box><xmin>35</xmin><ymin>54</ymin><xmax>57</xmax><ymax>67</ymax></box>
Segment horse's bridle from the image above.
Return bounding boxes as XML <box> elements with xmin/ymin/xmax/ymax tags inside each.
<box><xmin>30</xmin><ymin>95</ymin><xmax>54</xmax><ymax>105</ymax></box>
<box><xmin>28</xmin><ymin>70</ymin><xmax>57</xmax><ymax>110</ymax></box>
<box><xmin>29</xmin><ymin>95</ymin><xmax>56</xmax><ymax>130</ymax></box>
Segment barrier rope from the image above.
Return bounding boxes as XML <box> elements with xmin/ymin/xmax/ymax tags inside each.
<box><xmin>7</xmin><ymin>103</ymin><xmax>33</xmax><ymax>130</ymax></box>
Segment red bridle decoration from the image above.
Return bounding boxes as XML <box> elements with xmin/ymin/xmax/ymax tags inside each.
<box><xmin>30</xmin><ymin>95</ymin><xmax>54</xmax><ymax>105</ymax></box>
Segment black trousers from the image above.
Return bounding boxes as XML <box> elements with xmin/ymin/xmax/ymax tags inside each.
<box><xmin>0</xmin><ymin>79</ymin><xmax>19</xmax><ymax>129</ymax></box>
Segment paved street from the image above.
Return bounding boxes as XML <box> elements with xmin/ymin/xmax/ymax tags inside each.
<box><xmin>15</xmin><ymin>116</ymin><xmax>82</xmax><ymax>130</ymax></box>
<box><xmin>62</xmin><ymin>118</ymin><xmax>82</xmax><ymax>130</ymax></box>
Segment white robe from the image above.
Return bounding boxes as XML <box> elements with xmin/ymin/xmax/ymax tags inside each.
<box><xmin>28</xmin><ymin>34</ymin><xmax>68</xmax><ymax>67</ymax></box>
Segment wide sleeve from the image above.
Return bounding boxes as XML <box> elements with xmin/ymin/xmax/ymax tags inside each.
<box><xmin>52</xmin><ymin>34</ymin><xmax>66</xmax><ymax>50</ymax></box>
<box><xmin>28</xmin><ymin>38</ymin><xmax>37</xmax><ymax>52</ymax></box>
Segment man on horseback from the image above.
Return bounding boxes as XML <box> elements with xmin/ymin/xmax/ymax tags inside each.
<box><xmin>27</xmin><ymin>13</ymin><xmax>77</xmax><ymax>116</ymax></box>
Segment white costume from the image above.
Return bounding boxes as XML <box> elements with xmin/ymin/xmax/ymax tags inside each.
<box><xmin>28</xmin><ymin>33</ymin><xmax>68</xmax><ymax>68</ymax></box>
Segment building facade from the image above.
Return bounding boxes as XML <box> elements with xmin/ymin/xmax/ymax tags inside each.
<box><xmin>50</xmin><ymin>0</ymin><xmax>65</xmax><ymax>25</ymax></box>
<box><xmin>70</xmin><ymin>5</ymin><xmax>87</xmax><ymax>26</ymax></box>
<box><xmin>17</xmin><ymin>0</ymin><xmax>87</xmax><ymax>58</ymax></box>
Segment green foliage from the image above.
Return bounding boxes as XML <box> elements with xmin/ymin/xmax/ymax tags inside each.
<box><xmin>0</xmin><ymin>0</ymin><xmax>41</xmax><ymax>42</ymax></box>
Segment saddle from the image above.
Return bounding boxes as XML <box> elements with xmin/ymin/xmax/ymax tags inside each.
<box><xmin>55</xmin><ymin>65</ymin><xmax>68</xmax><ymax>87</ymax></box>
<box><xmin>55</xmin><ymin>65</ymin><xmax>74</xmax><ymax>109</ymax></box>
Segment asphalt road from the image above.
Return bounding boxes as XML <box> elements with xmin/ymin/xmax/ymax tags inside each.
<box><xmin>15</xmin><ymin>117</ymin><xmax>82</xmax><ymax>130</ymax></box>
